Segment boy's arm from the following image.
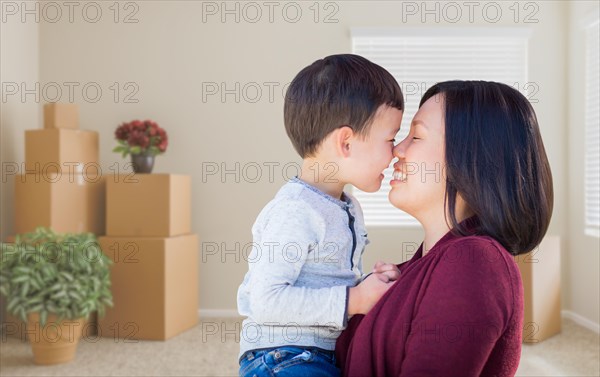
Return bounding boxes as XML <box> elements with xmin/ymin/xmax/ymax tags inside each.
<box><xmin>248</xmin><ymin>202</ymin><xmax>349</xmax><ymax>329</ymax></box>
<box><xmin>248</xmin><ymin>200</ymin><xmax>393</xmax><ymax>329</ymax></box>
<box><xmin>347</xmin><ymin>273</ymin><xmax>394</xmax><ymax>316</ymax></box>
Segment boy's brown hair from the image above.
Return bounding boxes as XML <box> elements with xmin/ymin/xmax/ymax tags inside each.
<box><xmin>284</xmin><ymin>54</ymin><xmax>404</xmax><ymax>158</ymax></box>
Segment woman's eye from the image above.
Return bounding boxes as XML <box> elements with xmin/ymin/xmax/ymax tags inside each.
<box><xmin>412</xmin><ymin>137</ymin><xmax>421</xmax><ymax>140</ymax></box>
<box><xmin>389</xmin><ymin>138</ymin><xmax>396</xmax><ymax>143</ymax></box>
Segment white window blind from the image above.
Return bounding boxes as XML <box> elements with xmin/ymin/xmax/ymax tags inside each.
<box><xmin>585</xmin><ymin>20</ymin><xmax>600</xmax><ymax>237</ymax></box>
<box><xmin>351</xmin><ymin>28</ymin><xmax>529</xmax><ymax>227</ymax></box>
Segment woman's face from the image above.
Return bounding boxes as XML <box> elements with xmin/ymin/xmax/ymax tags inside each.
<box><xmin>389</xmin><ymin>94</ymin><xmax>447</xmax><ymax>219</ymax></box>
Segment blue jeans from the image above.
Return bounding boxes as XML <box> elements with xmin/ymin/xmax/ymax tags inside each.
<box><xmin>239</xmin><ymin>346</ymin><xmax>340</xmax><ymax>377</ymax></box>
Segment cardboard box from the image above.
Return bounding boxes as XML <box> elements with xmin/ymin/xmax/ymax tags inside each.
<box><xmin>25</xmin><ymin>129</ymin><xmax>98</xmax><ymax>174</ymax></box>
<box><xmin>15</xmin><ymin>173</ymin><xmax>105</xmax><ymax>235</ymax></box>
<box><xmin>516</xmin><ymin>236</ymin><xmax>561</xmax><ymax>343</ymax></box>
<box><xmin>97</xmin><ymin>234</ymin><xmax>199</xmax><ymax>340</ymax></box>
<box><xmin>44</xmin><ymin>103</ymin><xmax>79</xmax><ymax>129</ymax></box>
<box><xmin>1</xmin><ymin>293</ymin><xmax>27</xmax><ymax>341</ymax></box>
<box><xmin>106</xmin><ymin>174</ymin><xmax>191</xmax><ymax>237</ymax></box>
<box><xmin>1</xmin><ymin>311</ymin><xmax>28</xmax><ymax>341</ymax></box>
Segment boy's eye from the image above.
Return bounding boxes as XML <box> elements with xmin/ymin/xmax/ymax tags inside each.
<box><xmin>412</xmin><ymin>137</ymin><xmax>421</xmax><ymax>140</ymax></box>
<box><xmin>389</xmin><ymin>138</ymin><xmax>396</xmax><ymax>143</ymax></box>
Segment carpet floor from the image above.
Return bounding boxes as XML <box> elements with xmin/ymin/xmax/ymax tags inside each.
<box><xmin>1</xmin><ymin>318</ymin><xmax>598</xmax><ymax>376</ymax></box>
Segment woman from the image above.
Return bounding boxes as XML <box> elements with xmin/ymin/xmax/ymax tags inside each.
<box><xmin>335</xmin><ymin>81</ymin><xmax>553</xmax><ymax>376</ymax></box>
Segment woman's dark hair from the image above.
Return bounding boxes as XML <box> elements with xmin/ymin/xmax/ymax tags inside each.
<box><xmin>420</xmin><ymin>80</ymin><xmax>553</xmax><ymax>255</ymax></box>
<box><xmin>284</xmin><ymin>54</ymin><xmax>404</xmax><ymax>158</ymax></box>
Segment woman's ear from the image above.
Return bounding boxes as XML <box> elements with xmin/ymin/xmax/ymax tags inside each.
<box><xmin>335</xmin><ymin>126</ymin><xmax>354</xmax><ymax>158</ymax></box>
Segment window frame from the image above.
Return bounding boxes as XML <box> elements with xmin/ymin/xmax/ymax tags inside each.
<box><xmin>583</xmin><ymin>18</ymin><xmax>600</xmax><ymax>238</ymax></box>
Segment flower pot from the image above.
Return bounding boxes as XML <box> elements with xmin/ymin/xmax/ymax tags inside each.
<box><xmin>131</xmin><ymin>153</ymin><xmax>155</xmax><ymax>173</ymax></box>
<box><xmin>26</xmin><ymin>312</ymin><xmax>85</xmax><ymax>365</ymax></box>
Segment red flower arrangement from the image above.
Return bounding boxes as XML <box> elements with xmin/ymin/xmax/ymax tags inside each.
<box><xmin>113</xmin><ymin>120</ymin><xmax>168</xmax><ymax>157</ymax></box>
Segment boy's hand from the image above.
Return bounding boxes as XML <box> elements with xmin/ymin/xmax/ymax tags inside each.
<box><xmin>348</xmin><ymin>273</ymin><xmax>394</xmax><ymax>316</ymax></box>
<box><xmin>372</xmin><ymin>261</ymin><xmax>401</xmax><ymax>283</ymax></box>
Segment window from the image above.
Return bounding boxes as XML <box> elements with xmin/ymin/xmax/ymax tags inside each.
<box><xmin>351</xmin><ymin>28</ymin><xmax>530</xmax><ymax>227</ymax></box>
<box><xmin>585</xmin><ymin>20</ymin><xmax>600</xmax><ymax>237</ymax></box>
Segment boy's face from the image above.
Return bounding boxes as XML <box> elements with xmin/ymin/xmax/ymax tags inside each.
<box><xmin>347</xmin><ymin>105</ymin><xmax>403</xmax><ymax>193</ymax></box>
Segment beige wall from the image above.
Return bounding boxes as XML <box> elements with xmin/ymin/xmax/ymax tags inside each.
<box><xmin>567</xmin><ymin>1</ymin><xmax>600</xmax><ymax>327</ymax></box>
<box><xmin>1</xmin><ymin>1</ymin><xmax>592</xmax><ymax>323</ymax></box>
<box><xmin>0</xmin><ymin>8</ymin><xmax>39</xmax><ymax>240</ymax></box>
<box><xmin>0</xmin><ymin>5</ymin><xmax>40</xmax><ymax>321</ymax></box>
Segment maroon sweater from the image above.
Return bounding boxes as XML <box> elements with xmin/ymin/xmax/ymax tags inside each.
<box><xmin>336</xmin><ymin>218</ymin><xmax>524</xmax><ymax>377</ymax></box>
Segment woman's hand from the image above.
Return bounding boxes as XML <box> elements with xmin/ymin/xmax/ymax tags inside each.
<box><xmin>372</xmin><ymin>261</ymin><xmax>401</xmax><ymax>283</ymax></box>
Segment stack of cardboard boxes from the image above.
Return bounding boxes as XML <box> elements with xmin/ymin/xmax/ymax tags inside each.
<box><xmin>98</xmin><ymin>174</ymin><xmax>199</xmax><ymax>340</ymax></box>
<box><xmin>16</xmin><ymin>103</ymin><xmax>105</xmax><ymax>235</ymax></box>
<box><xmin>5</xmin><ymin>103</ymin><xmax>105</xmax><ymax>339</ymax></box>
<box><xmin>3</xmin><ymin>104</ymin><xmax>199</xmax><ymax>342</ymax></box>
<box><xmin>516</xmin><ymin>236</ymin><xmax>562</xmax><ymax>342</ymax></box>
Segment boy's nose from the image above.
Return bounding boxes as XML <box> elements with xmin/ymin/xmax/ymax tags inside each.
<box><xmin>392</xmin><ymin>142</ymin><xmax>405</xmax><ymax>159</ymax></box>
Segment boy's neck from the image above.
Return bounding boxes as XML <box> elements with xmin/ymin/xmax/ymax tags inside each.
<box><xmin>298</xmin><ymin>158</ymin><xmax>346</xmax><ymax>200</ymax></box>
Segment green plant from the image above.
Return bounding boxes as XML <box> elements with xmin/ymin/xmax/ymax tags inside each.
<box><xmin>0</xmin><ymin>227</ymin><xmax>113</xmax><ymax>326</ymax></box>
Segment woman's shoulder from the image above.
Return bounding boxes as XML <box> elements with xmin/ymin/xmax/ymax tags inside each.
<box><xmin>442</xmin><ymin>234</ymin><xmax>514</xmax><ymax>260</ymax></box>
<box><xmin>434</xmin><ymin>234</ymin><xmax>521</xmax><ymax>284</ymax></box>
<box><xmin>427</xmin><ymin>234</ymin><xmax>523</xmax><ymax>318</ymax></box>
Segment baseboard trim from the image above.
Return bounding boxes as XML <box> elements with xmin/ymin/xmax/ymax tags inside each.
<box><xmin>198</xmin><ymin>309</ymin><xmax>241</xmax><ymax>318</ymax></box>
<box><xmin>562</xmin><ymin>310</ymin><xmax>600</xmax><ymax>334</ymax></box>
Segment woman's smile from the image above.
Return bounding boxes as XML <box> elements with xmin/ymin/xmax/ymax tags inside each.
<box><xmin>390</xmin><ymin>161</ymin><xmax>407</xmax><ymax>184</ymax></box>
<box><xmin>391</xmin><ymin>169</ymin><xmax>407</xmax><ymax>183</ymax></box>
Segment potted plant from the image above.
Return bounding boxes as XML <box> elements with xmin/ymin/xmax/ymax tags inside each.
<box><xmin>0</xmin><ymin>227</ymin><xmax>113</xmax><ymax>365</ymax></box>
<box><xmin>113</xmin><ymin>119</ymin><xmax>168</xmax><ymax>173</ymax></box>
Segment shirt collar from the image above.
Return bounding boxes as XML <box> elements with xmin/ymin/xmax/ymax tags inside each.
<box><xmin>289</xmin><ymin>176</ymin><xmax>353</xmax><ymax>210</ymax></box>
<box><xmin>408</xmin><ymin>216</ymin><xmax>481</xmax><ymax>263</ymax></box>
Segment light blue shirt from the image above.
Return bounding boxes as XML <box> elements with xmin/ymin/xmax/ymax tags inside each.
<box><xmin>237</xmin><ymin>177</ymin><xmax>369</xmax><ymax>358</ymax></box>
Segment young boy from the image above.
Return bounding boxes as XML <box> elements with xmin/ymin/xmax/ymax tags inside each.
<box><xmin>237</xmin><ymin>54</ymin><xmax>404</xmax><ymax>377</ymax></box>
